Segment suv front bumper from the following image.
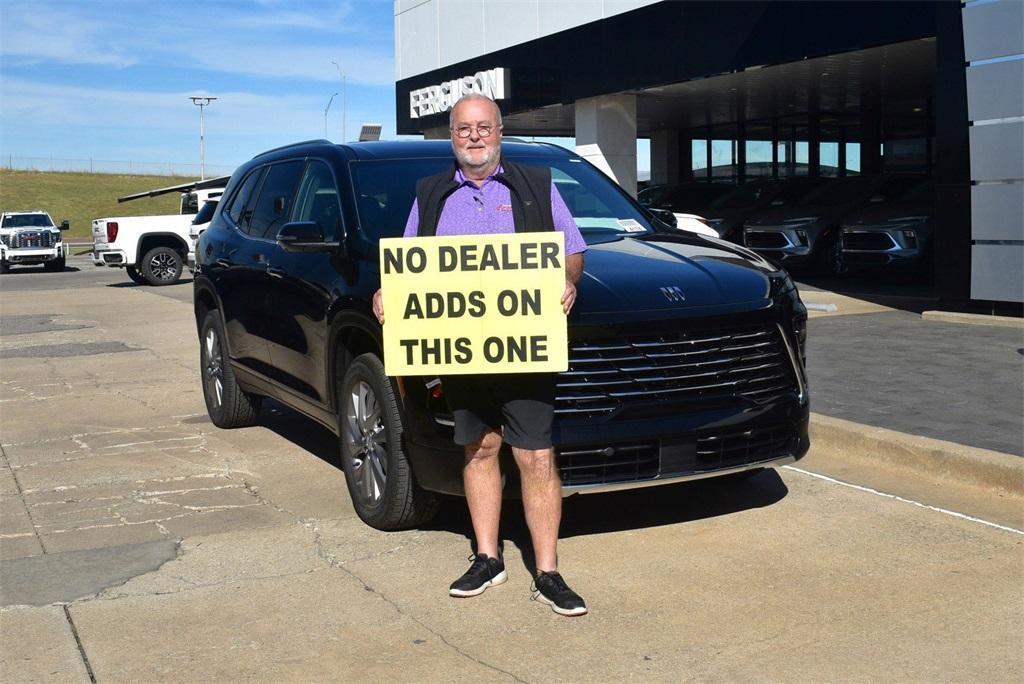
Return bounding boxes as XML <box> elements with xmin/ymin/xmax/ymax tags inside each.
<box><xmin>405</xmin><ymin>398</ymin><xmax>810</xmax><ymax>497</ymax></box>
<box><xmin>743</xmin><ymin>227</ymin><xmax>815</xmax><ymax>265</ymax></box>
<box><xmin>841</xmin><ymin>226</ymin><xmax>922</xmax><ymax>266</ymax></box>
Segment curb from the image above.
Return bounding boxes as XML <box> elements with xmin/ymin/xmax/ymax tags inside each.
<box><xmin>921</xmin><ymin>310</ymin><xmax>1024</xmax><ymax>329</ymax></box>
<box><xmin>809</xmin><ymin>413</ymin><xmax>1024</xmax><ymax>496</ymax></box>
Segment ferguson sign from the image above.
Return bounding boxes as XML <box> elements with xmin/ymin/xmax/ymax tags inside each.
<box><xmin>409</xmin><ymin>68</ymin><xmax>509</xmax><ymax>119</ymax></box>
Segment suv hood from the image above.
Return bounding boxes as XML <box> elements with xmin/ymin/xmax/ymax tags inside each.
<box><xmin>573</xmin><ymin>233</ymin><xmax>776</xmax><ymax>321</ymax></box>
<box><xmin>842</xmin><ymin>201</ymin><xmax>932</xmax><ymax>226</ymax></box>
<box><xmin>744</xmin><ymin>204</ymin><xmax>849</xmax><ymax>227</ymax></box>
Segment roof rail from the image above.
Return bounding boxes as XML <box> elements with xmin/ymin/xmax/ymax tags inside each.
<box><xmin>253</xmin><ymin>139</ymin><xmax>333</xmax><ymax>158</ymax></box>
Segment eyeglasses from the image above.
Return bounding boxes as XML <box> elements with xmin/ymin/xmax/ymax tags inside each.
<box><xmin>451</xmin><ymin>124</ymin><xmax>500</xmax><ymax>139</ymax></box>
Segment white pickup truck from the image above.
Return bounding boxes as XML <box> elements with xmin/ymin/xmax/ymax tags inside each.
<box><xmin>92</xmin><ymin>177</ymin><xmax>228</xmax><ymax>285</ymax></box>
<box><xmin>1</xmin><ymin>211</ymin><xmax>70</xmax><ymax>273</ymax></box>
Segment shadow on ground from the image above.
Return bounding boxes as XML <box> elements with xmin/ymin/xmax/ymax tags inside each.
<box><xmin>1</xmin><ymin>266</ymin><xmax>82</xmax><ymax>274</ymax></box>
<box><xmin>796</xmin><ymin>270</ymin><xmax>937</xmax><ymax>315</ymax></box>
<box><xmin>108</xmin><ymin>278</ymin><xmax>194</xmax><ymax>288</ymax></box>
<box><xmin>248</xmin><ymin>399</ymin><xmax>790</xmax><ymax>576</ymax></box>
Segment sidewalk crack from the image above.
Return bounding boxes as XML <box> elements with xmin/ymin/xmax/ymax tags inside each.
<box><xmin>0</xmin><ymin>442</ymin><xmax>48</xmax><ymax>554</ymax></box>
<box><xmin>308</xmin><ymin>522</ymin><xmax>528</xmax><ymax>683</ymax></box>
<box><xmin>63</xmin><ymin>605</ymin><xmax>97</xmax><ymax>683</ymax></box>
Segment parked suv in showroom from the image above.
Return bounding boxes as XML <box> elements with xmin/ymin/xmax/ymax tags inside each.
<box><xmin>194</xmin><ymin>140</ymin><xmax>809</xmax><ymax>530</ymax></box>
<box><xmin>743</xmin><ymin>175</ymin><xmax>923</xmax><ymax>275</ymax></box>
<box><xmin>840</xmin><ymin>178</ymin><xmax>934</xmax><ymax>276</ymax></box>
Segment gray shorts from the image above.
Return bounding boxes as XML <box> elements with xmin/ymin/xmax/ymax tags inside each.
<box><xmin>441</xmin><ymin>373</ymin><xmax>556</xmax><ymax>450</ymax></box>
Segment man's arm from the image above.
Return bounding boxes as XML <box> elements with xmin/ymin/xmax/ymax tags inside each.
<box><xmin>561</xmin><ymin>252</ymin><xmax>584</xmax><ymax>314</ymax></box>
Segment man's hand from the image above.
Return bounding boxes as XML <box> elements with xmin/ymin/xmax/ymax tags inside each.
<box><xmin>561</xmin><ymin>252</ymin><xmax>584</xmax><ymax>314</ymax></box>
<box><xmin>372</xmin><ymin>288</ymin><xmax>384</xmax><ymax>324</ymax></box>
<box><xmin>561</xmin><ymin>279</ymin><xmax>577</xmax><ymax>314</ymax></box>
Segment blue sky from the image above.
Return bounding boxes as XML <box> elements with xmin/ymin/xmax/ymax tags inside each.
<box><xmin>0</xmin><ymin>0</ymin><xmax>402</xmax><ymax>171</ymax></box>
<box><xmin>1</xmin><ymin>0</ymin><xmax>661</xmax><ymax>177</ymax></box>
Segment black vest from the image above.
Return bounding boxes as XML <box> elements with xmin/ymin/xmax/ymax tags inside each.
<box><xmin>414</xmin><ymin>159</ymin><xmax>555</xmax><ymax>237</ymax></box>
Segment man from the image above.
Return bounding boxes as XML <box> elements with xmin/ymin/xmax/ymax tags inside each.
<box><xmin>373</xmin><ymin>93</ymin><xmax>588</xmax><ymax>616</ymax></box>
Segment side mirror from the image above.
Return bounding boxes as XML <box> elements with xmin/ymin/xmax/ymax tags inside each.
<box><xmin>60</xmin><ymin>220</ymin><xmax>70</xmax><ymax>231</ymax></box>
<box><xmin>276</xmin><ymin>221</ymin><xmax>338</xmax><ymax>253</ymax></box>
<box><xmin>649</xmin><ymin>208</ymin><xmax>677</xmax><ymax>228</ymax></box>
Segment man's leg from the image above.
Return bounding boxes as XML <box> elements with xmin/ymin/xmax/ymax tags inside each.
<box><xmin>512</xmin><ymin>447</ymin><xmax>561</xmax><ymax>573</ymax></box>
<box><xmin>463</xmin><ymin>429</ymin><xmax>503</xmax><ymax>558</ymax></box>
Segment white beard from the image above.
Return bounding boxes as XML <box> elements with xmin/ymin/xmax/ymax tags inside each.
<box><xmin>454</xmin><ymin>144</ymin><xmax>499</xmax><ymax>175</ymax></box>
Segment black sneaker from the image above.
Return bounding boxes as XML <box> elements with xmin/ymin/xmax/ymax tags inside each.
<box><xmin>532</xmin><ymin>571</ymin><xmax>588</xmax><ymax>616</ymax></box>
<box><xmin>449</xmin><ymin>554</ymin><xmax>507</xmax><ymax>597</ymax></box>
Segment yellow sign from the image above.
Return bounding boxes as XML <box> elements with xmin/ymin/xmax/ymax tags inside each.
<box><xmin>379</xmin><ymin>232</ymin><xmax>568</xmax><ymax>376</ymax></box>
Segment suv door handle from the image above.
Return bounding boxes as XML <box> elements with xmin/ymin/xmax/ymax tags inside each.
<box><xmin>266</xmin><ymin>266</ymin><xmax>286</xmax><ymax>279</ymax></box>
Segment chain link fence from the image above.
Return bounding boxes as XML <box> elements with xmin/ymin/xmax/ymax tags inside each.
<box><xmin>4</xmin><ymin>155</ymin><xmax>237</xmax><ymax>178</ymax></box>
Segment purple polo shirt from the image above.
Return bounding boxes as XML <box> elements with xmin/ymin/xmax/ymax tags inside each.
<box><xmin>403</xmin><ymin>166</ymin><xmax>587</xmax><ymax>256</ymax></box>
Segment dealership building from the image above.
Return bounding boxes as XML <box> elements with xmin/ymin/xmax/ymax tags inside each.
<box><xmin>394</xmin><ymin>0</ymin><xmax>1023</xmax><ymax>308</ymax></box>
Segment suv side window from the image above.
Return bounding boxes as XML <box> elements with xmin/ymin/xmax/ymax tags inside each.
<box><xmin>292</xmin><ymin>161</ymin><xmax>342</xmax><ymax>241</ymax></box>
<box><xmin>247</xmin><ymin>161</ymin><xmax>305</xmax><ymax>239</ymax></box>
<box><xmin>227</xmin><ymin>167</ymin><xmax>265</xmax><ymax>229</ymax></box>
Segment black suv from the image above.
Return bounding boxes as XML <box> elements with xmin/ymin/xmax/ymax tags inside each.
<box><xmin>194</xmin><ymin>140</ymin><xmax>810</xmax><ymax>530</ymax></box>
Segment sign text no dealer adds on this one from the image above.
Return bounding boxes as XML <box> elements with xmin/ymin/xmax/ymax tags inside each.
<box><xmin>379</xmin><ymin>233</ymin><xmax>568</xmax><ymax>376</ymax></box>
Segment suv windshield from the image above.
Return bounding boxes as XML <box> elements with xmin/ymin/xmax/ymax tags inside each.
<box><xmin>350</xmin><ymin>155</ymin><xmax>655</xmax><ymax>243</ymax></box>
<box><xmin>897</xmin><ymin>179</ymin><xmax>934</xmax><ymax>204</ymax></box>
<box><xmin>2</xmin><ymin>214</ymin><xmax>53</xmax><ymax>228</ymax></box>
<box><xmin>796</xmin><ymin>177</ymin><xmax>875</xmax><ymax>207</ymax></box>
<box><xmin>709</xmin><ymin>181</ymin><xmax>778</xmax><ymax>209</ymax></box>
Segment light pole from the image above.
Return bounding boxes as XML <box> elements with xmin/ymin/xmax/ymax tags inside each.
<box><xmin>331</xmin><ymin>61</ymin><xmax>347</xmax><ymax>142</ymax></box>
<box><xmin>188</xmin><ymin>96</ymin><xmax>217</xmax><ymax>179</ymax></box>
<box><xmin>324</xmin><ymin>92</ymin><xmax>339</xmax><ymax>138</ymax></box>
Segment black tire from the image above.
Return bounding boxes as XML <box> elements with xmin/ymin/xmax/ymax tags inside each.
<box><xmin>0</xmin><ymin>261</ymin><xmax>9</xmax><ymax>274</ymax></box>
<box><xmin>199</xmin><ymin>310</ymin><xmax>262</xmax><ymax>428</ymax></box>
<box><xmin>43</xmin><ymin>256</ymin><xmax>66</xmax><ymax>272</ymax></box>
<box><xmin>126</xmin><ymin>265</ymin><xmax>147</xmax><ymax>284</ymax></box>
<box><xmin>141</xmin><ymin>246</ymin><xmax>183</xmax><ymax>286</ymax></box>
<box><xmin>338</xmin><ymin>353</ymin><xmax>438</xmax><ymax>530</ymax></box>
<box><xmin>816</xmin><ymin>235</ymin><xmax>847</xmax><ymax>277</ymax></box>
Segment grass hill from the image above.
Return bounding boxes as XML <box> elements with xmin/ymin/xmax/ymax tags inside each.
<box><xmin>0</xmin><ymin>169</ymin><xmax>196</xmax><ymax>240</ymax></box>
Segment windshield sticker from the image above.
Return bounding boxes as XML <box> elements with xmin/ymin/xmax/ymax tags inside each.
<box><xmin>617</xmin><ymin>219</ymin><xmax>645</xmax><ymax>232</ymax></box>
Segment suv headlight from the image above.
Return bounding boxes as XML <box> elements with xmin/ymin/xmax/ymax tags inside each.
<box><xmin>769</xmin><ymin>270</ymin><xmax>796</xmax><ymax>298</ymax></box>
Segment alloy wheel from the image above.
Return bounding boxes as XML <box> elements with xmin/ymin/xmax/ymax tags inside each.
<box><xmin>203</xmin><ymin>327</ymin><xmax>224</xmax><ymax>409</ymax></box>
<box><xmin>344</xmin><ymin>380</ymin><xmax>387</xmax><ymax>505</ymax></box>
<box><xmin>149</xmin><ymin>252</ymin><xmax>179</xmax><ymax>281</ymax></box>
<box><xmin>830</xmin><ymin>239</ymin><xmax>848</xmax><ymax>276</ymax></box>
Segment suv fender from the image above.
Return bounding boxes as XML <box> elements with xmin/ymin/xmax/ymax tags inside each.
<box><xmin>193</xmin><ymin>281</ymin><xmax>226</xmax><ymax>336</ymax></box>
<box><xmin>327</xmin><ymin>308</ymin><xmax>384</xmax><ymax>412</ymax></box>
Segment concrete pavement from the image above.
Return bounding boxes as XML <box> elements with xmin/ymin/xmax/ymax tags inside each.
<box><xmin>1</xmin><ymin>255</ymin><xmax>1022</xmax><ymax>682</ymax></box>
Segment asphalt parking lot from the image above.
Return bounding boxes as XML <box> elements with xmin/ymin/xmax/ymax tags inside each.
<box><xmin>2</xmin><ymin>254</ymin><xmax>1022</xmax><ymax>682</ymax></box>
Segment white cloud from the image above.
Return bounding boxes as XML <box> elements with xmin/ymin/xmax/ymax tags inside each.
<box><xmin>0</xmin><ymin>3</ymin><xmax>137</xmax><ymax>67</ymax></box>
<box><xmin>0</xmin><ymin>0</ymin><xmax>394</xmax><ymax>86</ymax></box>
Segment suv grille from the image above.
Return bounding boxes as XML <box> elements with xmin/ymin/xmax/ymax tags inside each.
<box><xmin>556</xmin><ymin>324</ymin><xmax>797</xmax><ymax>419</ymax></box>
<box><xmin>694</xmin><ymin>424</ymin><xmax>799</xmax><ymax>472</ymax></box>
<box><xmin>843</xmin><ymin>231</ymin><xmax>896</xmax><ymax>251</ymax></box>
<box><xmin>558</xmin><ymin>444</ymin><xmax>660</xmax><ymax>484</ymax></box>
<box><xmin>11</xmin><ymin>232</ymin><xmax>56</xmax><ymax>249</ymax></box>
<box><xmin>745</xmin><ymin>231</ymin><xmax>787</xmax><ymax>249</ymax></box>
<box><xmin>555</xmin><ymin>423</ymin><xmax>800</xmax><ymax>486</ymax></box>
